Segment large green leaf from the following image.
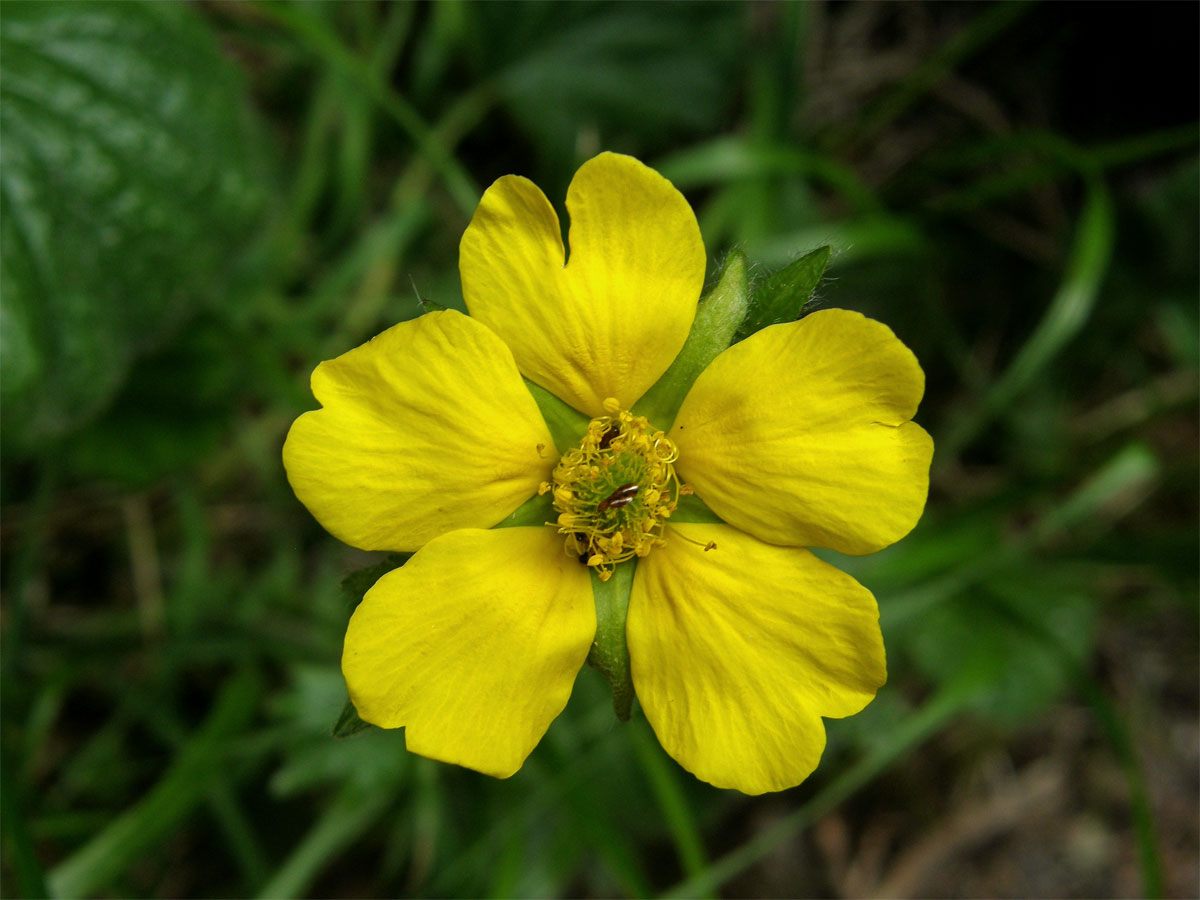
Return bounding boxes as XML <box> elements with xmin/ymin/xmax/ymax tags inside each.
<box><xmin>0</xmin><ymin>1</ymin><xmax>269</xmax><ymax>449</ymax></box>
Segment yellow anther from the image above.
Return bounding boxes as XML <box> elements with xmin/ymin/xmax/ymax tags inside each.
<box><xmin>602</xmin><ymin>397</ymin><xmax>622</xmax><ymax>413</ymax></box>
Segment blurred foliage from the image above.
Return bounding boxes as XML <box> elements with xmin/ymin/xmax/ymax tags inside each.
<box><xmin>1</xmin><ymin>1</ymin><xmax>1197</xmax><ymax>898</ymax></box>
<box><xmin>0</xmin><ymin>1</ymin><xmax>270</xmax><ymax>453</ymax></box>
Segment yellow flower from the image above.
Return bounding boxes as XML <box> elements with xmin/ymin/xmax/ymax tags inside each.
<box><xmin>283</xmin><ymin>153</ymin><xmax>933</xmax><ymax>794</ymax></box>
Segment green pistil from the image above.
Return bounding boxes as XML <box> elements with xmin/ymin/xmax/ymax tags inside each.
<box><xmin>539</xmin><ymin>401</ymin><xmax>682</xmax><ymax>581</ymax></box>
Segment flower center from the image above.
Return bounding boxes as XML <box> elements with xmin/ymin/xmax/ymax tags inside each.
<box><xmin>540</xmin><ymin>398</ymin><xmax>686</xmax><ymax>581</ymax></box>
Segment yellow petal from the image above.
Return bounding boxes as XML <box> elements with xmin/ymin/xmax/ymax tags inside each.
<box><xmin>460</xmin><ymin>152</ymin><xmax>705</xmax><ymax>416</ymax></box>
<box><xmin>628</xmin><ymin>524</ymin><xmax>886</xmax><ymax>794</ymax></box>
<box><xmin>672</xmin><ymin>309</ymin><xmax>933</xmax><ymax>555</ymax></box>
<box><xmin>283</xmin><ymin>310</ymin><xmax>554</xmax><ymax>552</ymax></box>
<box><xmin>343</xmin><ymin>527</ymin><xmax>595</xmax><ymax>778</ymax></box>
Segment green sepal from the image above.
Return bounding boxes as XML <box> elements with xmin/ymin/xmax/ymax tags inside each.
<box><xmin>331</xmin><ymin>554</ymin><xmax>412</xmax><ymax>739</ymax></box>
<box><xmin>332</xmin><ymin>699</ymin><xmax>374</xmax><ymax>738</ymax></box>
<box><xmin>524</xmin><ymin>378</ymin><xmax>590</xmax><ymax>453</ymax></box>
<box><xmin>339</xmin><ymin>553</ymin><xmax>409</xmax><ymax>611</ymax></box>
<box><xmin>587</xmin><ymin>561</ymin><xmax>637</xmax><ymax>721</ymax></box>
<box><xmin>635</xmin><ymin>250</ymin><xmax>750</xmax><ymax>429</ymax></box>
<box><xmin>670</xmin><ymin>492</ymin><xmax>725</xmax><ymax>524</ymax></box>
<box><xmin>494</xmin><ymin>490</ymin><xmax>556</xmax><ymax>528</ymax></box>
<box><xmin>734</xmin><ymin>245</ymin><xmax>831</xmax><ymax>342</ymax></box>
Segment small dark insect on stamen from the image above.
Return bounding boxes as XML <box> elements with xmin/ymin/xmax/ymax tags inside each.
<box><xmin>572</xmin><ymin>533</ymin><xmax>590</xmax><ymax>564</ymax></box>
<box><xmin>598</xmin><ymin>425</ymin><xmax>619</xmax><ymax>450</ymax></box>
<box><xmin>597</xmin><ymin>483</ymin><xmax>639</xmax><ymax>512</ymax></box>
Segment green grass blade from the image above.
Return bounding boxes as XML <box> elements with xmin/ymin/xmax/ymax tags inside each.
<box><xmin>1078</xmin><ymin>683</ymin><xmax>1167</xmax><ymax>899</ymax></box>
<box><xmin>885</xmin><ymin>442</ymin><xmax>1161</xmax><ymax>630</ymax></box>
<box><xmin>626</xmin><ymin>721</ymin><xmax>708</xmax><ymax>882</ymax></box>
<box><xmin>747</xmin><ymin>215</ymin><xmax>927</xmax><ymax>269</ymax></box>
<box><xmin>255</xmin><ymin>781</ymin><xmax>395</xmax><ymax>899</ymax></box>
<box><xmin>205</xmin><ymin>785</ymin><xmax>270</xmax><ymax>890</ymax></box>
<box><xmin>942</xmin><ymin>176</ymin><xmax>1115</xmax><ymax>457</ymax></box>
<box><xmin>662</xmin><ymin>676</ymin><xmax>982</xmax><ymax>898</ymax></box>
<box><xmin>1</xmin><ymin>743</ymin><xmax>49</xmax><ymax>899</ymax></box>
<box><xmin>47</xmin><ymin>669</ymin><xmax>261</xmax><ymax>899</ymax></box>
<box><xmin>849</xmin><ymin>0</ymin><xmax>1036</xmax><ymax>145</ymax></box>
<box><xmin>657</xmin><ymin>137</ymin><xmax>880</xmax><ymax>214</ymax></box>
<box><xmin>988</xmin><ymin>175</ymin><xmax>1115</xmax><ymax>394</ymax></box>
<box><xmin>1031</xmin><ymin>442</ymin><xmax>1160</xmax><ymax>542</ymax></box>
<box><xmin>251</xmin><ymin>1</ymin><xmax>479</xmax><ymax>217</ymax></box>
<box><xmin>984</xmin><ymin>594</ymin><xmax>1166</xmax><ymax>898</ymax></box>
<box><xmin>542</xmin><ymin>730</ymin><xmax>654</xmax><ymax>899</ymax></box>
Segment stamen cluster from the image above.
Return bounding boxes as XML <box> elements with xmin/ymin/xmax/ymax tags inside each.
<box><xmin>540</xmin><ymin>398</ymin><xmax>686</xmax><ymax>580</ymax></box>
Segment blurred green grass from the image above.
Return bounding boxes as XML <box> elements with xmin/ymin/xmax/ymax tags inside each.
<box><xmin>1</xmin><ymin>1</ymin><xmax>1197</xmax><ymax>897</ymax></box>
